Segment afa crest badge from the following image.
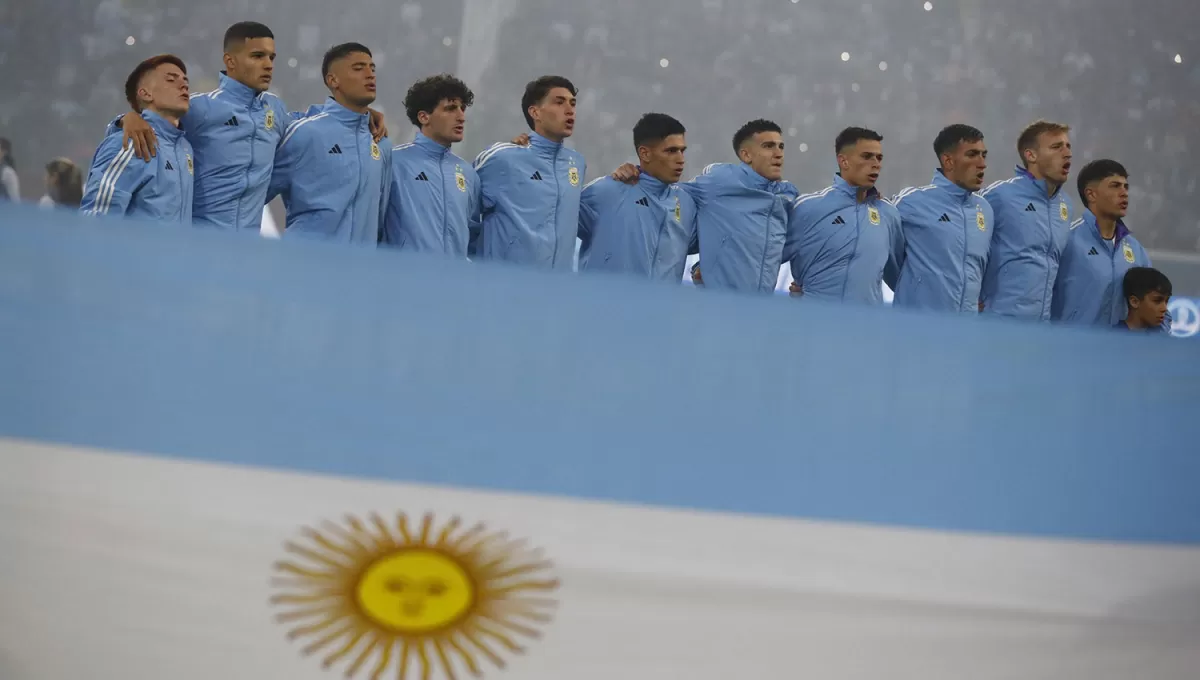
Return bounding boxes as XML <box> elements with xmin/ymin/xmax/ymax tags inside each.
<box><xmin>1059</xmin><ymin>202</ymin><xmax>1068</xmax><ymax>221</ymax></box>
<box><xmin>568</xmin><ymin>166</ymin><xmax>580</xmax><ymax>187</ymax></box>
<box><xmin>186</xmin><ymin>154</ymin><xmax>193</xmax><ymax>175</ymax></box>
<box><xmin>455</xmin><ymin>166</ymin><xmax>467</xmax><ymax>192</ymax></box>
<box><xmin>674</xmin><ymin>197</ymin><xmax>682</xmax><ymax>223</ymax></box>
<box><xmin>272</xmin><ymin>512</ymin><xmax>558</xmax><ymax>680</ymax></box>
<box><xmin>976</xmin><ymin>209</ymin><xmax>987</xmax><ymax>231</ymax></box>
<box><xmin>868</xmin><ymin>206</ymin><xmax>881</xmax><ymax>225</ymax></box>
<box><xmin>264</xmin><ymin>109</ymin><xmax>275</xmax><ymax>131</ymax></box>
<box><xmin>1123</xmin><ymin>242</ymin><xmax>1136</xmax><ymax>264</ymax></box>
<box><xmin>371</xmin><ymin>141</ymin><xmax>381</xmax><ymax>161</ymax></box>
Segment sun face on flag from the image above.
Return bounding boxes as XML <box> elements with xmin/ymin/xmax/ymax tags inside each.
<box><xmin>271</xmin><ymin>512</ymin><xmax>559</xmax><ymax>679</ymax></box>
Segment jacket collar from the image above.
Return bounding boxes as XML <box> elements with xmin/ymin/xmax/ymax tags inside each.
<box><xmin>217</xmin><ymin>72</ymin><xmax>262</xmax><ymax>106</ymax></box>
<box><xmin>732</xmin><ymin>162</ymin><xmax>777</xmax><ymax>191</ymax></box>
<box><xmin>1082</xmin><ymin>208</ymin><xmax>1131</xmax><ymax>244</ymax></box>
<box><xmin>143</xmin><ymin>109</ymin><xmax>184</xmax><ymax>142</ymax></box>
<box><xmin>932</xmin><ymin>169</ymin><xmax>973</xmax><ymax>201</ymax></box>
<box><xmin>833</xmin><ymin>173</ymin><xmax>880</xmax><ymax>202</ymax></box>
<box><xmin>529</xmin><ymin>131</ymin><xmax>564</xmax><ymax>159</ymax></box>
<box><xmin>320</xmin><ymin>97</ymin><xmax>370</xmax><ymax>128</ymax></box>
<box><xmin>1014</xmin><ymin>165</ymin><xmax>1064</xmax><ymax>199</ymax></box>
<box><xmin>413</xmin><ymin>130</ymin><xmax>451</xmax><ymax>158</ymax></box>
<box><xmin>637</xmin><ymin>169</ymin><xmax>673</xmax><ymax>197</ymax></box>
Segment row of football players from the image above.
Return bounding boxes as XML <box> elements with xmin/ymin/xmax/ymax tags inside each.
<box><xmin>80</xmin><ymin>21</ymin><xmax>1170</xmax><ymax>330</ymax></box>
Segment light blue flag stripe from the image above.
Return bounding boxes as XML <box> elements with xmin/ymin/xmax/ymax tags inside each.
<box><xmin>1</xmin><ymin>205</ymin><xmax>1199</xmax><ymax>544</ymax></box>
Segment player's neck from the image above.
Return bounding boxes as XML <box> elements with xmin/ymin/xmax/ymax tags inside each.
<box><xmin>228</xmin><ymin>72</ymin><xmax>264</xmax><ymax>94</ymax></box>
<box><xmin>420</xmin><ymin>128</ymin><xmax>452</xmax><ymax>148</ymax></box>
<box><xmin>145</xmin><ymin>106</ymin><xmax>181</xmax><ymax>128</ymax></box>
<box><xmin>1025</xmin><ymin>165</ymin><xmax>1060</xmax><ymax>196</ymax></box>
<box><xmin>1125</xmin><ymin>312</ymin><xmax>1152</xmax><ymax>330</ymax></box>
<box><xmin>333</xmin><ymin>94</ymin><xmax>369</xmax><ymax>115</ymax></box>
<box><xmin>532</xmin><ymin>126</ymin><xmax>564</xmax><ymax>144</ymax></box>
<box><xmin>1093</xmin><ymin>211</ymin><xmax>1118</xmax><ymax>240</ymax></box>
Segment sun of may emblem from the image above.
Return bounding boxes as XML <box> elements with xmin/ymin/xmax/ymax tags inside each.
<box><xmin>271</xmin><ymin>512</ymin><xmax>559</xmax><ymax>680</ymax></box>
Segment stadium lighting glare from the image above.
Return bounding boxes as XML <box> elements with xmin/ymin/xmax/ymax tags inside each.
<box><xmin>879</xmin><ymin>61</ymin><xmax>889</xmax><ymax>71</ymax></box>
<box><xmin>287</xmin><ymin>58</ymin><xmax>298</xmax><ymax>68</ymax></box>
<box><xmin>924</xmin><ymin>2</ymin><xmax>933</xmax><ymax>10</ymax></box>
<box><xmin>659</xmin><ymin>58</ymin><xmax>670</xmax><ymax>68</ymax></box>
<box><xmin>799</xmin><ymin>143</ymin><xmax>809</xmax><ymax>152</ymax></box>
<box><xmin>443</xmin><ymin>37</ymin><xmax>453</xmax><ymax>47</ymax></box>
<box><xmin>841</xmin><ymin>52</ymin><xmax>851</xmax><ymax>62</ymax></box>
<box><xmin>125</xmin><ymin>36</ymin><xmax>136</xmax><ymax>46</ymax></box>
<box><xmin>1175</xmin><ymin>54</ymin><xmax>1183</xmax><ymax>64</ymax></box>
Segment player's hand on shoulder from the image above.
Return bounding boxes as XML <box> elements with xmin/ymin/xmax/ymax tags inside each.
<box><xmin>121</xmin><ymin>113</ymin><xmax>157</xmax><ymax>161</ymax></box>
<box><xmin>368</xmin><ymin>108</ymin><xmax>388</xmax><ymax>142</ymax></box>
<box><xmin>611</xmin><ymin>163</ymin><xmax>639</xmax><ymax>184</ymax></box>
<box><xmin>511</xmin><ymin>133</ymin><xmax>530</xmax><ymax>146</ymax></box>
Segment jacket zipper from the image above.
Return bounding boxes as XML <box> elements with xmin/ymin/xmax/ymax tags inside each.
<box><xmin>958</xmin><ymin>201</ymin><xmax>969</xmax><ymax>311</ymax></box>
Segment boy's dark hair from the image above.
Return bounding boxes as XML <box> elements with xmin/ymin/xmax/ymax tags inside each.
<box><xmin>521</xmin><ymin>75</ymin><xmax>577</xmax><ymax>130</ymax></box>
<box><xmin>1076</xmin><ymin>159</ymin><xmax>1129</xmax><ymax>207</ymax></box>
<box><xmin>404</xmin><ymin>74</ymin><xmax>474</xmax><ymax>127</ymax></box>
<box><xmin>633</xmin><ymin>113</ymin><xmax>686</xmax><ymax>149</ymax></box>
<box><xmin>0</xmin><ymin>137</ymin><xmax>13</xmax><ymax>169</ymax></box>
<box><xmin>322</xmin><ymin>42</ymin><xmax>372</xmax><ymax>79</ymax></box>
<box><xmin>223</xmin><ymin>21</ymin><xmax>274</xmax><ymax>52</ymax></box>
<box><xmin>1124</xmin><ymin>267</ymin><xmax>1172</xmax><ymax>302</ymax></box>
<box><xmin>124</xmin><ymin>54</ymin><xmax>187</xmax><ymax>112</ymax></box>
<box><xmin>933</xmin><ymin>124</ymin><xmax>984</xmax><ymax>160</ymax></box>
<box><xmin>835</xmin><ymin>127</ymin><xmax>883</xmax><ymax>154</ymax></box>
<box><xmin>1017</xmin><ymin>119</ymin><xmax>1070</xmax><ymax>167</ymax></box>
<box><xmin>732</xmin><ymin>119</ymin><xmax>781</xmax><ymax>152</ymax></box>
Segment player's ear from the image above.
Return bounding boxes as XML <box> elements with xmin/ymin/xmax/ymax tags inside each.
<box><xmin>417</xmin><ymin>111</ymin><xmax>430</xmax><ymax>126</ymax></box>
<box><xmin>222</xmin><ymin>52</ymin><xmax>236</xmax><ymax>72</ymax></box>
<box><xmin>636</xmin><ymin>145</ymin><xmax>650</xmax><ymax>164</ymax></box>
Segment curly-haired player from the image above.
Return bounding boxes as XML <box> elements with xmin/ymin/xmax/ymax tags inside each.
<box><xmin>382</xmin><ymin>74</ymin><xmax>480</xmax><ymax>257</ymax></box>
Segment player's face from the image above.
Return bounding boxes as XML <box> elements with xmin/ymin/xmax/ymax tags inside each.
<box><xmin>838</xmin><ymin>140</ymin><xmax>883</xmax><ymax>189</ymax></box>
<box><xmin>1088</xmin><ymin>174</ymin><xmax>1129</xmax><ymax>219</ymax></box>
<box><xmin>529</xmin><ymin>87</ymin><xmax>577</xmax><ymax>141</ymax></box>
<box><xmin>422</xmin><ymin>98</ymin><xmax>467</xmax><ymax>145</ymax></box>
<box><xmin>1131</xmin><ymin>291</ymin><xmax>1169</xmax><ymax>327</ymax></box>
<box><xmin>739</xmin><ymin>131</ymin><xmax>785</xmax><ymax>181</ymax></box>
<box><xmin>1028</xmin><ymin>131</ymin><xmax>1072</xmax><ymax>184</ymax></box>
<box><xmin>943</xmin><ymin>139</ymin><xmax>988</xmax><ymax>191</ymax></box>
<box><xmin>638</xmin><ymin>133</ymin><xmax>687</xmax><ymax>184</ymax></box>
<box><xmin>327</xmin><ymin>51</ymin><xmax>377</xmax><ymax>108</ymax></box>
<box><xmin>143</xmin><ymin>63</ymin><xmax>190</xmax><ymax>118</ymax></box>
<box><xmin>225</xmin><ymin>37</ymin><xmax>276</xmax><ymax>92</ymax></box>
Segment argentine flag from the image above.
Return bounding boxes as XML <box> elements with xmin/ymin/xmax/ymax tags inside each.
<box><xmin>1</xmin><ymin>204</ymin><xmax>1198</xmax><ymax>680</ymax></box>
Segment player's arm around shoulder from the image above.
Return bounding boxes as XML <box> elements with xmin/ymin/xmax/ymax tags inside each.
<box><xmin>81</xmin><ymin>133</ymin><xmax>148</xmax><ymax>215</ymax></box>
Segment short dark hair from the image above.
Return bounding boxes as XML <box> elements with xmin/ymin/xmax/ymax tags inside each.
<box><xmin>1017</xmin><ymin>119</ymin><xmax>1070</xmax><ymax>167</ymax></box>
<box><xmin>0</xmin><ymin>137</ymin><xmax>12</xmax><ymax>169</ymax></box>
<box><xmin>1076</xmin><ymin>159</ymin><xmax>1129</xmax><ymax>207</ymax></box>
<box><xmin>1124</xmin><ymin>267</ymin><xmax>1172</xmax><ymax>302</ymax></box>
<box><xmin>322</xmin><ymin>42</ymin><xmax>372</xmax><ymax>80</ymax></box>
<box><xmin>124</xmin><ymin>54</ymin><xmax>187</xmax><ymax>112</ymax></box>
<box><xmin>404</xmin><ymin>74</ymin><xmax>474</xmax><ymax>127</ymax></box>
<box><xmin>223</xmin><ymin>22</ymin><xmax>274</xmax><ymax>52</ymax></box>
<box><xmin>732</xmin><ymin>119</ymin><xmax>781</xmax><ymax>152</ymax></box>
<box><xmin>933</xmin><ymin>124</ymin><xmax>984</xmax><ymax>160</ymax></box>
<box><xmin>521</xmin><ymin>75</ymin><xmax>577</xmax><ymax>130</ymax></box>
<box><xmin>633</xmin><ymin>113</ymin><xmax>686</xmax><ymax>149</ymax></box>
<box><xmin>835</xmin><ymin>127</ymin><xmax>883</xmax><ymax>154</ymax></box>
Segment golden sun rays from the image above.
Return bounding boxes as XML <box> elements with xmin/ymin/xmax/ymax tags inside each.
<box><xmin>271</xmin><ymin>512</ymin><xmax>559</xmax><ymax>680</ymax></box>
